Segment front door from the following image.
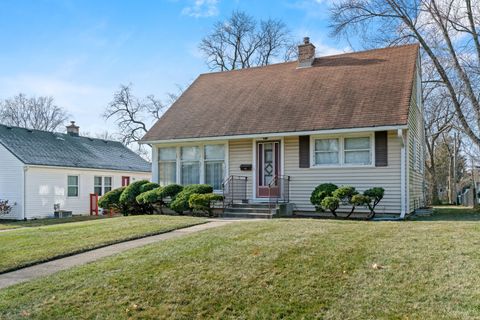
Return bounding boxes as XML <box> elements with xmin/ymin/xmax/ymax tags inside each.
<box><xmin>256</xmin><ymin>141</ymin><xmax>280</xmax><ymax>198</ymax></box>
<box><xmin>121</xmin><ymin>176</ymin><xmax>130</xmax><ymax>187</ymax></box>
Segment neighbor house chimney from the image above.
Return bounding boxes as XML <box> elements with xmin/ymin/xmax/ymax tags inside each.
<box><xmin>66</xmin><ymin>121</ymin><xmax>80</xmax><ymax>136</ymax></box>
<box><xmin>298</xmin><ymin>37</ymin><xmax>315</xmax><ymax>68</ymax></box>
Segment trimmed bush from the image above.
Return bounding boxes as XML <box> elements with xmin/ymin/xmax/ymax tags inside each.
<box><xmin>363</xmin><ymin>187</ymin><xmax>385</xmax><ymax>219</ymax></box>
<box><xmin>189</xmin><ymin>193</ymin><xmax>223</xmax><ymax>216</ymax></box>
<box><xmin>139</xmin><ymin>182</ymin><xmax>160</xmax><ymax>194</ymax></box>
<box><xmin>98</xmin><ymin>187</ymin><xmax>126</xmax><ymax>212</ymax></box>
<box><xmin>310</xmin><ymin>183</ymin><xmax>338</xmax><ymax>212</ymax></box>
<box><xmin>136</xmin><ymin>187</ymin><xmax>162</xmax><ymax>205</ymax></box>
<box><xmin>119</xmin><ymin>180</ymin><xmax>150</xmax><ymax>215</ymax></box>
<box><xmin>320</xmin><ymin>196</ymin><xmax>340</xmax><ymax>217</ymax></box>
<box><xmin>170</xmin><ymin>184</ymin><xmax>213</xmax><ymax>214</ymax></box>
<box><xmin>333</xmin><ymin>186</ymin><xmax>359</xmax><ymax>218</ymax></box>
<box><xmin>136</xmin><ymin>184</ymin><xmax>184</xmax><ymax>214</ymax></box>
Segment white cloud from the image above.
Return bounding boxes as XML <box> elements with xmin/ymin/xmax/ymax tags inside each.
<box><xmin>181</xmin><ymin>0</ymin><xmax>219</xmax><ymax>18</ymax></box>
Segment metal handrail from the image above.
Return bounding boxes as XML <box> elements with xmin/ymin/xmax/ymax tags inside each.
<box><xmin>222</xmin><ymin>175</ymin><xmax>248</xmax><ymax>209</ymax></box>
<box><xmin>268</xmin><ymin>175</ymin><xmax>290</xmax><ymax>211</ymax></box>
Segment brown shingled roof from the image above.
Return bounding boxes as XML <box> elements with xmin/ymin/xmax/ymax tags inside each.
<box><xmin>142</xmin><ymin>44</ymin><xmax>419</xmax><ymax>142</ymax></box>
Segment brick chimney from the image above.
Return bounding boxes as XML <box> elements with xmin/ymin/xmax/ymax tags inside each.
<box><xmin>298</xmin><ymin>37</ymin><xmax>315</xmax><ymax>68</ymax></box>
<box><xmin>66</xmin><ymin>121</ymin><xmax>79</xmax><ymax>136</ymax></box>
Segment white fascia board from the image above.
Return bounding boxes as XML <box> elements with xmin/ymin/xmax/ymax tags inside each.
<box><xmin>142</xmin><ymin>125</ymin><xmax>408</xmax><ymax>145</ymax></box>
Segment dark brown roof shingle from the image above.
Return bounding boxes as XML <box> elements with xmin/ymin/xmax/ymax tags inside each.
<box><xmin>142</xmin><ymin>44</ymin><xmax>419</xmax><ymax>142</ymax></box>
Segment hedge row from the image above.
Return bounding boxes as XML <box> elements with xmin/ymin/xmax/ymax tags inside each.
<box><xmin>98</xmin><ymin>182</ymin><xmax>223</xmax><ymax>216</ymax></box>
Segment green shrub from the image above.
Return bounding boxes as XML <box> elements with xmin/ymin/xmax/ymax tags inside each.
<box><xmin>98</xmin><ymin>187</ymin><xmax>126</xmax><ymax>212</ymax></box>
<box><xmin>351</xmin><ymin>194</ymin><xmax>369</xmax><ymax>206</ymax></box>
<box><xmin>139</xmin><ymin>182</ymin><xmax>160</xmax><ymax>194</ymax></box>
<box><xmin>119</xmin><ymin>180</ymin><xmax>150</xmax><ymax>215</ymax></box>
<box><xmin>310</xmin><ymin>183</ymin><xmax>338</xmax><ymax>211</ymax></box>
<box><xmin>320</xmin><ymin>196</ymin><xmax>340</xmax><ymax>217</ymax></box>
<box><xmin>170</xmin><ymin>184</ymin><xmax>213</xmax><ymax>213</ymax></box>
<box><xmin>136</xmin><ymin>187</ymin><xmax>162</xmax><ymax>205</ymax></box>
<box><xmin>160</xmin><ymin>184</ymin><xmax>184</xmax><ymax>199</ymax></box>
<box><xmin>332</xmin><ymin>186</ymin><xmax>358</xmax><ymax>204</ymax></box>
<box><xmin>189</xmin><ymin>193</ymin><xmax>223</xmax><ymax>216</ymax></box>
<box><xmin>363</xmin><ymin>187</ymin><xmax>385</xmax><ymax>218</ymax></box>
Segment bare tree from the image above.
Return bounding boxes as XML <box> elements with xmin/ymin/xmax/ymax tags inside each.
<box><xmin>104</xmin><ymin>84</ymin><xmax>184</xmax><ymax>159</ymax></box>
<box><xmin>0</xmin><ymin>93</ymin><xmax>68</xmax><ymax>131</ymax></box>
<box><xmin>330</xmin><ymin>0</ymin><xmax>480</xmax><ymax>149</ymax></box>
<box><xmin>199</xmin><ymin>10</ymin><xmax>294</xmax><ymax>71</ymax></box>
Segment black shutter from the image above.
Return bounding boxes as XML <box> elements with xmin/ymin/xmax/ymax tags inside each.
<box><xmin>299</xmin><ymin>135</ymin><xmax>310</xmax><ymax>168</ymax></box>
<box><xmin>375</xmin><ymin>131</ymin><xmax>388</xmax><ymax>167</ymax></box>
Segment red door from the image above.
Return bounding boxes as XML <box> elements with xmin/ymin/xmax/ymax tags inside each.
<box><xmin>121</xmin><ymin>176</ymin><xmax>130</xmax><ymax>186</ymax></box>
<box><xmin>256</xmin><ymin>141</ymin><xmax>280</xmax><ymax>198</ymax></box>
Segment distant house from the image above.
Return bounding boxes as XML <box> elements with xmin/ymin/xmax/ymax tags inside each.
<box><xmin>141</xmin><ymin>38</ymin><xmax>426</xmax><ymax>218</ymax></box>
<box><xmin>0</xmin><ymin>122</ymin><xmax>150</xmax><ymax>220</ymax></box>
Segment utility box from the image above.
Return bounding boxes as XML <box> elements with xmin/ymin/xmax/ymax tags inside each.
<box><xmin>277</xmin><ymin>203</ymin><xmax>294</xmax><ymax>217</ymax></box>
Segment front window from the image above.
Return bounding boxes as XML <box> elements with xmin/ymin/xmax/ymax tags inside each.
<box><xmin>104</xmin><ymin>177</ymin><xmax>112</xmax><ymax>193</ymax></box>
<box><xmin>204</xmin><ymin>144</ymin><xmax>225</xmax><ymax>190</ymax></box>
<box><xmin>314</xmin><ymin>138</ymin><xmax>339</xmax><ymax>165</ymax></box>
<box><xmin>344</xmin><ymin>137</ymin><xmax>371</xmax><ymax>165</ymax></box>
<box><xmin>158</xmin><ymin>147</ymin><xmax>177</xmax><ymax>185</ymax></box>
<box><xmin>94</xmin><ymin>176</ymin><xmax>102</xmax><ymax>195</ymax></box>
<box><xmin>181</xmin><ymin>146</ymin><xmax>200</xmax><ymax>185</ymax></box>
<box><xmin>67</xmin><ymin>176</ymin><xmax>79</xmax><ymax>197</ymax></box>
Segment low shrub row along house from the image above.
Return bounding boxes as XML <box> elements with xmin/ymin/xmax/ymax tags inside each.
<box><xmin>141</xmin><ymin>38</ymin><xmax>426</xmax><ymax>218</ymax></box>
<box><xmin>0</xmin><ymin>122</ymin><xmax>151</xmax><ymax>220</ymax></box>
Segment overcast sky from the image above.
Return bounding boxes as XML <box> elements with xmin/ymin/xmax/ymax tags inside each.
<box><xmin>0</xmin><ymin>0</ymin><xmax>351</xmax><ymax>135</ymax></box>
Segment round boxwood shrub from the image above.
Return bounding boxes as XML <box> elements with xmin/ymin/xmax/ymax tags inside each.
<box><xmin>119</xmin><ymin>180</ymin><xmax>150</xmax><ymax>215</ymax></box>
<box><xmin>189</xmin><ymin>193</ymin><xmax>223</xmax><ymax>217</ymax></box>
<box><xmin>98</xmin><ymin>187</ymin><xmax>126</xmax><ymax>212</ymax></box>
<box><xmin>169</xmin><ymin>184</ymin><xmax>213</xmax><ymax>213</ymax></box>
<box><xmin>310</xmin><ymin>183</ymin><xmax>338</xmax><ymax>212</ymax></box>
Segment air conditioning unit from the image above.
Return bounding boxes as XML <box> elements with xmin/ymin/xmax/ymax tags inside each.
<box><xmin>54</xmin><ymin>210</ymin><xmax>72</xmax><ymax>218</ymax></box>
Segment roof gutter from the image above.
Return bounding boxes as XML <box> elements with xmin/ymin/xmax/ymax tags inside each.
<box><xmin>141</xmin><ymin>125</ymin><xmax>408</xmax><ymax>145</ymax></box>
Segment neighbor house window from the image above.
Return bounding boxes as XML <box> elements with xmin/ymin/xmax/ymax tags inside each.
<box><xmin>344</xmin><ymin>137</ymin><xmax>371</xmax><ymax>165</ymax></box>
<box><xmin>104</xmin><ymin>177</ymin><xmax>112</xmax><ymax>193</ymax></box>
<box><xmin>67</xmin><ymin>175</ymin><xmax>79</xmax><ymax>197</ymax></box>
<box><xmin>94</xmin><ymin>176</ymin><xmax>113</xmax><ymax>196</ymax></box>
<box><xmin>181</xmin><ymin>146</ymin><xmax>200</xmax><ymax>185</ymax></box>
<box><xmin>204</xmin><ymin>144</ymin><xmax>225</xmax><ymax>190</ymax></box>
<box><xmin>94</xmin><ymin>176</ymin><xmax>103</xmax><ymax>195</ymax></box>
<box><xmin>158</xmin><ymin>147</ymin><xmax>177</xmax><ymax>185</ymax></box>
<box><xmin>314</xmin><ymin>139</ymin><xmax>339</xmax><ymax>165</ymax></box>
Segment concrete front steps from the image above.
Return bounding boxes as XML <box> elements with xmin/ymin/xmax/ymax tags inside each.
<box><xmin>220</xmin><ymin>203</ymin><xmax>275</xmax><ymax>219</ymax></box>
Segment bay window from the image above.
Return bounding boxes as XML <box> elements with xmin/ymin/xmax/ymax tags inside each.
<box><xmin>157</xmin><ymin>143</ymin><xmax>226</xmax><ymax>190</ymax></box>
<box><xmin>158</xmin><ymin>147</ymin><xmax>177</xmax><ymax>185</ymax></box>
<box><xmin>181</xmin><ymin>146</ymin><xmax>200</xmax><ymax>185</ymax></box>
<box><xmin>204</xmin><ymin>144</ymin><xmax>225</xmax><ymax>190</ymax></box>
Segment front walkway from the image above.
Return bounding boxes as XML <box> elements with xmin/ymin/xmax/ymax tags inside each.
<box><xmin>0</xmin><ymin>220</ymin><xmax>238</xmax><ymax>289</ymax></box>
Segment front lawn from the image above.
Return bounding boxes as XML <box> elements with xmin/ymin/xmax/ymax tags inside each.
<box><xmin>0</xmin><ymin>215</ymin><xmax>109</xmax><ymax>230</ymax></box>
<box><xmin>1</xmin><ymin>208</ymin><xmax>479</xmax><ymax>319</ymax></box>
<box><xmin>0</xmin><ymin>215</ymin><xmax>205</xmax><ymax>273</ymax></box>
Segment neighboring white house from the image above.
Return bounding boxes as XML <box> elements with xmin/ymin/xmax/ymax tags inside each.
<box><xmin>141</xmin><ymin>39</ymin><xmax>426</xmax><ymax>218</ymax></box>
<box><xmin>0</xmin><ymin>122</ymin><xmax>151</xmax><ymax>220</ymax></box>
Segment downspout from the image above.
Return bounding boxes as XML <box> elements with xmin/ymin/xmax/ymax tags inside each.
<box><xmin>398</xmin><ymin>129</ymin><xmax>407</xmax><ymax>219</ymax></box>
<box><xmin>23</xmin><ymin>166</ymin><xmax>28</xmax><ymax>220</ymax></box>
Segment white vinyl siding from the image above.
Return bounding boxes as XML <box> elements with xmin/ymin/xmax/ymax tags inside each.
<box><xmin>408</xmin><ymin>63</ymin><xmax>426</xmax><ymax>211</ymax></box>
<box><xmin>228</xmin><ymin>139</ymin><xmax>254</xmax><ymax>198</ymax></box>
<box><xmin>24</xmin><ymin>167</ymin><xmax>150</xmax><ymax>219</ymax></box>
<box><xmin>0</xmin><ymin>144</ymin><xmax>24</xmax><ymax>219</ymax></box>
<box><xmin>285</xmin><ymin>132</ymin><xmax>402</xmax><ymax>213</ymax></box>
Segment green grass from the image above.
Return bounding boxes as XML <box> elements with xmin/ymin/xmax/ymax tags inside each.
<box><xmin>411</xmin><ymin>205</ymin><xmax>480</xmax><ymax>221</ymax></box>
<box><xmin>0</xmin><ymin>215</ymin><xmax>110</xmax><ymax>230</ymax></box>
<box><xmin>1</xmin><ymin>208</ymin><xmax>479</xmax><ymax>319</ymax></box>
<box><xmin>0</xmin><ymin>215</ymin><xmax>205</xmax><ymax>273</ymax></box>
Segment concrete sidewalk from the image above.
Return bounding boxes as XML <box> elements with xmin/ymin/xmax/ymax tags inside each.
<box><xmin>0</xmin><ymin>220</ymin><xmax>236</xmax><ymax>290</ymax></box>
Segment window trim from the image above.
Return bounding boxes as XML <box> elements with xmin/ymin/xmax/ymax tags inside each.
<box><xmin>157</xmin><ymin>141</ymin><xmax>228</xmax><ymax>191</ymax></box>
<box><xmin>93</xmin><ymin>176</ymin><xmax>113</xmax><ymax>196</ymax></box>
<box><xmin>67</xmin><ymin>175</ymin><xmax>79</xmax><ymax>198</ymax></box>
<box><xmin>310</xmin><ymin>133</ymin><xmax>375</xmax><ymax>168</ymax></box>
